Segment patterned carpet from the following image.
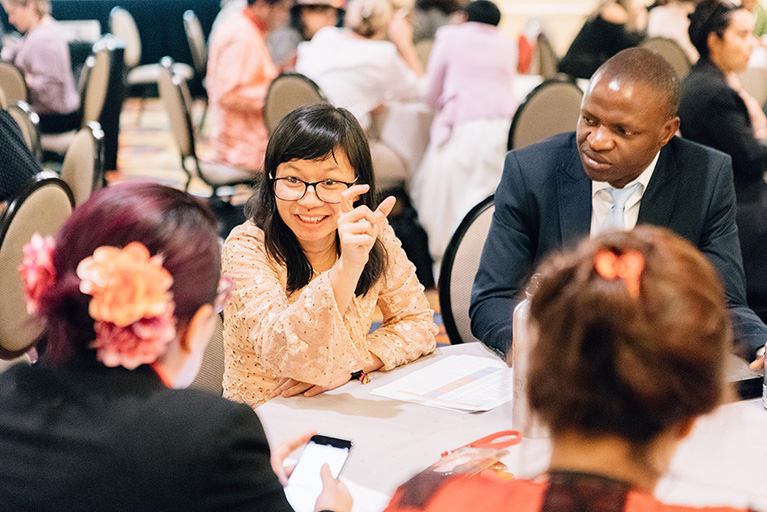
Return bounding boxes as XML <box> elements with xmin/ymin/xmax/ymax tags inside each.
<box><xmin>114</xmin><ymin>98</ymin><xmax>449</xmax><ymax>345</ymax></box>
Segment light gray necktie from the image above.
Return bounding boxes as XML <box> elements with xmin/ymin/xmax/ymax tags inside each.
<box><xmin>602</xmin><ymin>183</ymin><xmax>642</xmax><ymax>232</ymax></box>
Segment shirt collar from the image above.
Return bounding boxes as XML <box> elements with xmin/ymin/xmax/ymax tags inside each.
<box><xmin>591</xmin><ymin>150</ymin><xmax>660</xmax><ymax>197</ymax></box>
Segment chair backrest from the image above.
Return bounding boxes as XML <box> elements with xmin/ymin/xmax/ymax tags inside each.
<box><xmin>109</xmin><ymin>6</ymin><xmax>142</xmax><ymax>68</ymax></box>
<box><xmin>738</xmin><ymin>67</ymin><xmax>767</xmax><ymax>108</ymax></box>
<box><xmin>640</xmin><ymin>37</ymin><xmax>691</xmax><ymax>79</ymax></box>
<box><xmin>0</xmin><ymin>60</ymin><xmax>28</xmax><ymax>107</ymax></box>
<box><xmin>0</xmin><ymin>173</ymin><xmax>74</xmax><ymax>360</ymax></box>
<box><xmin>508</xmin><ymin>79</ymin><xmax>583</xmax><ymax>150</ymax></box>
<box><xmin>158</xmin><ymin>57</ymin><xmax>196</xmax><ymax>160</ymax></box>
<box><xmin>60</xmin><ymin>122</ymin><xmax>105</xmax><ymax>207</ymax></box>
<box><xmin>438</xmin><ymin>195</ymin><xmax>495</xmax><ymax>345</ymax></box>
<box><xmin>263</xmin><ymin>73</ymin><xmax>327</xmax><ymax>135</ymax></box>
<box><xmin>183</xmin><ymin>10</ymin><xmax>208</xmax><ymax>78</ymax></box>
<box><xmin>414</xmin><ymin>39</ymin><xmax>434</xmax><ymax>69</ymax></box>
<box><xmin>81</xmin><ymin>36</ymin><xmax>115</xmax><ymax>126</ymax></box>
<box><xmin>536</xmin><ymin>32</ymin><xmax>559</xmax><ymax>80</ymax></box>
<box><xmin>6</xmin><ymin>101</ymin><xmax>41</xmax><ymax>162</ymax></box>
<box><xmin>189</xmin><ymin>313</ymin><xmax>225</xmax><ymax>394</ymax></box>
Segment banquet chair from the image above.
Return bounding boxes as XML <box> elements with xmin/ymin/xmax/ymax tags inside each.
<box><xmin>6</xmin><ymin>101</ymin><xmax>41</xmax><ymax>163</ymax></box>
<box><xmin>438</xmin><ymin>195</ymin><xmax>495</xmax><ymax>345</ymax></box>
<box><xmin>59</xmin><ymin>122</ymin><xmax>105</xmax><ymax>207</ymax></box>
<box><xmin>737</xmin><ymin>67</ymin><xmax>767</xmax><ymax>108</ymax></box>
<box><xmin>0</xmin><ymin>60</ymin><xmax>28</xmax><ymax>108</ymax></box>
<box><xmin>0</xmin><ymin>172</ymin><xmax>74</xmax><ymax>360</ymax></box>
<box><xmin>158</xmin><ymin>57</ymin><xmax>256</xmax><ymax>200</ymax></box>
<box><xmin>109</xmin><ymin>7</ymin><xmax>194</xmax><ymax>124</ymax></box>
<box><xmin>190</xmin><ymin>313</ymin><xmax>225</xmax><ymax>395</ymax></box>
<box><xmin>640</xmin><ymin>37</ymin><xmax>691</xmax><ymax>79</ymax></box>
<box><xmin>535</xmin><ymin>32</ymin><xmax>559</xmax><ymax>80</ymax></box>
<box><xmin>183</xmin><ymin>9</ymin><xmax>209</xmax><ymax>131</ymax></box>
<box><xmin>40</xmin><ymin>36</ymin><xmax>113</xmax><ymax>157</ymax></box>
<box><xmin>507</xmin><ymin>78</ymin><xmax>583</xmax><ymax>150</ymax></box>
<box><xmin>414</xmin><ymin>39</ymin><xmax>435</xmax><ymax>69</ymax></box>
<box><xmin>263</xmin><ymin>72</ymin><xmax>328</xmax><ymax>135</ymax></box>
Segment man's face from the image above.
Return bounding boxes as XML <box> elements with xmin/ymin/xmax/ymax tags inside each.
<box><xmin>264</xmin><ymin>0</ymin><xmax>292</xmax><ymax>32</ymax></box>
<box><xmin>576</xmin><ymin>73</ymin><xmax>679</xmax><ymax>188</ymax></box>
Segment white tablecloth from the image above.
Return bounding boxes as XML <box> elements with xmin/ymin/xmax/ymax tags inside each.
<box><xmin>257</xmin><ymin>343</ymin><xmax>767</xmax><ymax>511</ymax></box>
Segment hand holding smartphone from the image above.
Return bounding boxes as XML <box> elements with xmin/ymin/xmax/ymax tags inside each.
<box><xmin>284</xmin><ymin>435</ymin><xmax>352</xmax><ymax>512</ymax></box>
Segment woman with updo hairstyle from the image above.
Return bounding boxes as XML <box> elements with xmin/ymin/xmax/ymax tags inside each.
<box><xmin>679</xmin><ymin>0</ymin><xmax>767</xmax><ymax>321</ymax></box>
<box><xmin>386</xmin><ymin>227</ymin><xmax>746</xmax><ymax>511</ymax></box>
<box><xmin>295</xmin><ymin>0</ymin><xmax>422</xmax><ymax>133</ymax></box>
<box><xmin>222</xmin><ymin>104</ymin><xmax>436</xmax><ymax>408</ymax></box>
<box><xmin>0</xmin><ymin>183</ymin><xmax>351</xmax><ymax>512</ymax></box>
<box><xmin>1</xmin><ymin>0</ymin><xmax>81</xmax><ymax>134</ymax></box>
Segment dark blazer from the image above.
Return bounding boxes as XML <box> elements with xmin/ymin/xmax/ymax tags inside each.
<box><xmin>0</xmin><ymin>362</ymin><xmax>294</xmax><ymax>512</ymax></box>
<box><xmin>469</xmin><ymin>132</ymin><xmax>767</xmax><ymax>358</ymax></box>
<box><xmin>680</xmin><ymin>58</ymin><xmax>767</xmax><ymax>186</ymax></box>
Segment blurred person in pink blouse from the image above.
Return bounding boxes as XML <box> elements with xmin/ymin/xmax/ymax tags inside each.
<box><xmin>410</xmin><ymin>0</ymin><xmax>517</xmax><ymax>271</ymax></box>
<box><xmin>1</xmin><ymin>0</ymin><xmax>80</xmax><ymax>134</ymax></box>
<box><xmin>222</xmin><ymin>104</ymin><xmax>437</xmax><ymax>408</ymax></box>
<box><xmin>206</xmin><ymin>0</ymin><xmax>291</xmax><ymax>172</ymax></box>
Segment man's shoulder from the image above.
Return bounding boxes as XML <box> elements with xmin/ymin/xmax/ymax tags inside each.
<box><xmin>666</xmin><ymin>136</ymin><xmax>732</xmax><ymax>171</ymax></box>
<box><xmin>508</xmin><ymin>132</ymin><xmax>578</xmax><ymax>170</ymax></box>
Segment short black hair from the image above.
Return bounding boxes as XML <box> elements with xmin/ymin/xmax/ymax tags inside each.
<box><xmin>595</xmin><ymin>47</ymin><xmax>681</xmax><ymax>118</ymax></box>
<box><xmin>248</xmin><ymin>0</ymin><xmax>284</xmax><ymax>6</ymax></box>
<box><xmin>688</xmin><ymin>0</ymin><xmax>741</xmax><ymax>60</ymax></box>
<box><xmin>465</xmin><ymin>0</ymin><xmax>501</xmax><ymax>26</ymax></box>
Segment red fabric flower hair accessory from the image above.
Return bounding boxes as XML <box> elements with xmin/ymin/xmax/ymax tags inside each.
<box><xmin>18</xmin><ymin>233</ymin><xmax>57</xmax><ymax>315</ymax></box>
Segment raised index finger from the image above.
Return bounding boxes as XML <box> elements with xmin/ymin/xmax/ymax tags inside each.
<box><xmin>340</xmin><ymin>184</ymin><xmax>370</xmax><ymax>214</ymax></box>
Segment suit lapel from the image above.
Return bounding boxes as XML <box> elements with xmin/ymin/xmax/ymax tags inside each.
<box><xmin>558</xmin><ymin>149</ymin><xmax>592</xmax><ymax>246</ymax></box>
<box><xmin>637</xmin><ymin>142</ymin><xmax>679</xmax><ymax>227</ymax></box>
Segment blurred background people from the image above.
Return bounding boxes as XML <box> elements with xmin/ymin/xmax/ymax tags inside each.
<box><xmin>410</xmin><ymin>0</ymin><xmax>517</xmax><ymax>273</ymax></box>
<box><xmin>0</xmin><ymin>0</ymin><xmax>80</xmax><ymax>134</ymax></box>
<box><xmin>206</xmin><ymin>0</ymin><xmax>291</xmax><ymax>172</ymax></box>
<box><xmin>0</xmin><ymin>182</ymin><xmax>352</xmax><ymax>512</ymax></box>
<box><xmin>411</xmin><ymin>0</ymin><xmax>464</xmax><ymax>43</ymax></box>
<box><xmin>646</xmin><ymin>0</ymin><xmax>700</xmax><ymax>62</ymax></box>
<box><xmin>268</xmin><ymin>0</ymin><xmax>344</xmax><ymax>70</ymax></box>
<box><xmin>558</xmin><ymin>0</ymin><xmax>647</xmax><ymax>78</ymax></box>
<box><xmin>222</xmin><ymin>104</ymin><xmax>436</xmax><ymax>408</ymax></box>
<box><xmin>386</xmin><ymin>227</ymin><xmax>745</xmax><ymax>512</ymax></box>
<box><xmin>680</xmin><ymin>0</ymin><xmax>767</xmax><ymax>319</ymax></box>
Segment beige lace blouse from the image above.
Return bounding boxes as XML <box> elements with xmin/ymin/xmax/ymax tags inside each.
<box><xmin>221</xmin><ymin>220</ymin><xmax>437</xmax><ymax>408</ymax></box>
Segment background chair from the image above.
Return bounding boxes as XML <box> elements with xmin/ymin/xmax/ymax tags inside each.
<box><xmin>507</xmin><ymin>78</ymin><xmax>583</xmax><ymax>150</ymax></box>
<box><xmin>0</xmin><ymin>61</ymin><xmax>28</xmax><ymax>108</ymax></box>
<box><xmin>0</xmin><ymin>172</ymin><xmax>74</xmax><ymax>360</ymax></box>
<box><xmin>189</xmin><ymin>313</ymin><xmax>225</xmax><ymax>394</ymax></box>
<box><xmin>110</xmin><ymin>7</ymin><xmax>194</xmax><ymax>124</ymax></box>
<box><xmin>6</xmin><ymin>101</ymin><xmax>42</xmax><ymax>163</ymax></box>
<box><xmin>40</xmin><ymin>36</ymin><xmax>114</xmax><ymax>159</ymax></box>
<box><xmin>263</xmin><ymin>72</ymin><xmax>328</xmax><ymax>135</ymax></box>
<box><xmin>59</xmin><ymin>122</ymin><xmax>105</xmax><ymax>207</ymax></box>
<box><xmin>438</xmin><ymin>195</ymin><xmax>495</xmax><ymax>345</ymax></box>
<box><xmin>640</xmin><ymin>37</ymin><xmax>691</xmax><ymax>79</ymax></box>
<box><xmin>183</xmin><ymin>9</ymin><xmax>209</xmax><ymax>131</ymax></box>
<box><xmin>157</xmin><ymin>57</ymin><xmax>256</xmax><ymax>199</ymax></box>
<box><xmin>738</xmin><ymin>67</ymin><xmax>767</xmax><ymax>109</ymax></box>
<box><xmin>414</xmin><ymin>39</ymin><xmax>435</xmax><ymax>70</ymax></box>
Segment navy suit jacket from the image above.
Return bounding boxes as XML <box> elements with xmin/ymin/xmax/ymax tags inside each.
<box><xmin>470</xmin><ymin>132</ymin><xmax>767</xmax><ymax>358</ymax></box>
<box><xmin>0</xmin><ymin>362</ymin><xmax>294</xmax><ymax>512</ymax></box>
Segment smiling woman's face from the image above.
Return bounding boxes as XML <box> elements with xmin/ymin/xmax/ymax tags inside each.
<box><xmin>274</xmin><ymin>149</ymin><xmax>356</xmax><ymax>253</ymax></box>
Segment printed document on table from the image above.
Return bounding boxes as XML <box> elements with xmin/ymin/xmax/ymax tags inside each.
<box><xmin>370</xmin><ymin>355</ymin><xmax>514</xmax><ymax>412</ymax></box>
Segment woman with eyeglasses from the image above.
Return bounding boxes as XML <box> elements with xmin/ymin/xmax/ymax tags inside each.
<box><xmin>0</xmin><ymin>182</ymin><xmax>352</xmax><ymax>511</ymax></box>
<box><xmin>222</xmin><ymin>103</ymin><xmax>437</xmax><ymax>408</ymax></box>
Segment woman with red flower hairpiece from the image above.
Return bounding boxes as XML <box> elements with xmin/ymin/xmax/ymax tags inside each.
<box><xmin>386</xmin><ymin>226</ymin><xmax>753</xmax><ymax>512</ymax></box>
<box><xmin>0</xmin><ymin>182</ymin><xmax>351</xmax><ymax>512</ymax></box>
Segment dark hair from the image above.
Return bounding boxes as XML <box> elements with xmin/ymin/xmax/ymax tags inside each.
<box><xmin>249</xmin><ymin>0</ymin><xmax>284</xmax><ymax>5</ymax></box>
<box><xmin>688</xmin><ymin>0</ymin><xmax>741</xmax><ymax>60</ymax></box>
<box><xmin>39</xmin><ymin>183</ymin><xmax>221</xmax><ymax>367</ymax></box>
<box><xmin>465</xmin><ymin>0</ymin><xmax>501</xmax><ymax>26</ymax></box>
<box><xmin>415</xmin><ymin>0</ymin><xmax>463</xmax><ymax>14</ymax></box>
<box><xmin>527</xmin><ymin>227</ymin><xmax>731</xmax><ymax>444</ymax></box>
<box><xmin>246</xmin><ymin>104</ymin><xmax>387</xmax><ymax>295</ymax></box>
<box><xmin>596</xmin><ymin>47</ymin><xmax>681</xmax><ymax>118</ymax></box>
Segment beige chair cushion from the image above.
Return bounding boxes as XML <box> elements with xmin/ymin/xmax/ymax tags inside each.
<box><xmin>0</xmin><ymin>175</ymin><xmax>73</xmax><ymax>357</ymax></box>
<box><xmin>194</xmin><ymin>157</ymin><xmax>259</xmax><ymax>185</ymax></box>
<box><xmin>0</xmin><ymin>61</ymin><xmax>27</xmax><ymax>107</ymax></box>
<box><xmin>183</xmin><ymin>10</ymin><xmax>208</xmax><ymax>77</ymax></box>
<box><xmin>640</xmin><ymin>37</ymin><xmax>691</xmax><ymax>80</ymax></box>
<box><xmin>60</xmin><ymin>123</ymin><xmax>103</xmax><ymax>206</ymax></box>
<box><xmin>509</xmin><ymin>80</ymin><xmax>583</xmax><ymax>150</ymax></box>
<box><xmin>189</xmin><ymin>314</ymin><xmax>225</xmax><ymax>395</ymax></box>
<box><xmin>264</xmin><ymin>73</ymin><xmax>327</xmax><ymax>135</ymax></box>
<box><xmin>127</xmin><ymin>62</ymin><xmax>193</xmax><ymax>86</ymax></box>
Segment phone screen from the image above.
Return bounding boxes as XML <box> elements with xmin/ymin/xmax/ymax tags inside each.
<box><xmin>284</xmin><ymin>435</ymin><xmax>352</xmax><ymax>512</ymax></box>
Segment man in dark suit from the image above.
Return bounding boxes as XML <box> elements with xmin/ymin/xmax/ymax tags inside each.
<box><xmin>470</xmin><ymin>47</ymin><xmax>767</xmax><ymax>359</ymax></box>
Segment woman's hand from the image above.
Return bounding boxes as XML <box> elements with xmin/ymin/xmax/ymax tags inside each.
<box><xmin>315</xmin><ymin>463</ymin><xmax>353</xmax><ymax>512</ymax></box>
<box><xmin>270</xmin><ymin>375</ymin><xmax>351</xmax><ymax>400</ymax></box>
<box><xmin>270</xmin><ymin>430</ymin><xmax>316</xmax><ymax>485</ymax></box>
<box><xmin>337</xmin><ymin>185</ymin><xmax>396</xmax><ymax>269</ymax></box>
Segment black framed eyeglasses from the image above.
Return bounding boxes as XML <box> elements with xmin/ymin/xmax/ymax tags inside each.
<box><xmin>271</xmin><ymin>175</ymin><xmax>358</xmax><ymax>204</ymax></box>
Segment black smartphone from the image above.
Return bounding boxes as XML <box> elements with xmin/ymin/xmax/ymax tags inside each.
<box><xmin>284</xmin><ymin>435</ymin><xmax>353</xmax><ymax>512</ymax></box>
